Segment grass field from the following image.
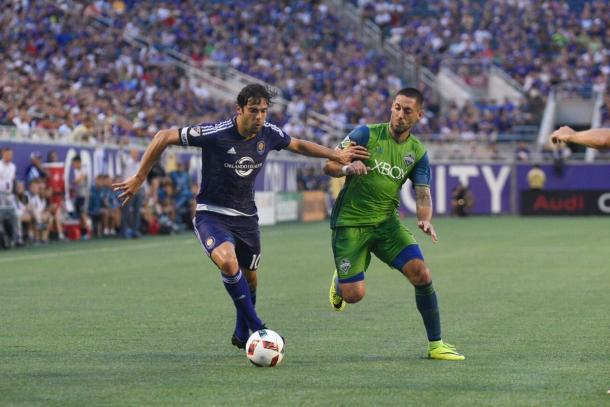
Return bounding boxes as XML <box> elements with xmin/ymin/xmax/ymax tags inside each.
<box><xmin>1</xmin><ymin>217</ymin><xmax>609</xmax><ymax>406</ymax></box>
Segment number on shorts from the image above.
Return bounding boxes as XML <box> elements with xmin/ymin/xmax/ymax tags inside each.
<box><xmin>249</xmin><ymin>254</ymin><xmax>261</xmax><ymax>269</ymax></box>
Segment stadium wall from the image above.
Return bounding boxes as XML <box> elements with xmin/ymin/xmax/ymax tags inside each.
<box><xmin>3</xmin><ymin>139</ymin><xmax>313</xmax><ymax>195</ymax></box>
<box><xmin>400</xmin><ymin>162</ymin><xmax>610</xmax><ymax>215</ymax></box>
<box><xmin>3</xmin><ymin>140</ymin><xmax>609</xmax><ymax>217</ymax></box>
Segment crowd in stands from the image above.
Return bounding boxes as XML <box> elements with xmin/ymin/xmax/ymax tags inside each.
<box><xmin>0</xmin><ymin>0</ymin><xmax>548</xmax><ymax>150</ymax></box>
<box><xmin>97</xmin><ymin>0</ymin><xmax>549</xmax><ymax>141</ymax></box>
<box><xmin>0</xmin><ymin>145</ymin><xmax>196</xmax><ymax>249</ymax></box>
<box><xmin>354</xmin><ymin>0</ymin><xmax>610</xmax><ymax>101</ymax></box>
<box><xmin>92</xmin><ymin>0</ymin><xmax>403</xmax><ymax>140</ymax></box>
<box><xmin>413</xmin><ymin>98</ymin><xmax>539</xmax><ymax>142</ymax></box>
<box><xmin>1</xmin><ymin>0</ymin><xmax>608</xmax><ymax>159</ymax></box>
<box><xmin>0</xmin><ymin>0</ymin><xmax>235</xmax><ymax>145</ymax></box>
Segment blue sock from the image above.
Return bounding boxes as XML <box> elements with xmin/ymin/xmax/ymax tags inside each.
<box><xmin>234</xmin><ymin>288</ymin><xmax>256</xmax><ymax>341</ymax></box>
<box><xmin>414</xmin><ymin>282</ymin><xmax>441</xmax><ymax>342</ymax></box>
<box><xmin>234</xmin><ymin>312</ymin><xmax>248</xmax><ymax>342</ymax></box>
<box><xmin>222</xmin><ymin>270</ymin><xmax>264</xmax><ymax>333</ymax></box>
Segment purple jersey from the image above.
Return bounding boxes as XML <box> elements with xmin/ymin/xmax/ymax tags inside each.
<box><xmin>179</xmin><ymin>118</ymin><xmax>291</xmax><ymax>216</ymax></box>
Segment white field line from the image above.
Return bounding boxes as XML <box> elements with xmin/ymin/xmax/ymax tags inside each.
<box><xmin>0</xmin><ymin>240</ymin><xmax>189</xmax><ymax>265</ymax></box>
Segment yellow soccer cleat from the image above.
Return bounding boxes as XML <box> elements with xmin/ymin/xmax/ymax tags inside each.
<box><xmin>329</xmin><ymin>270</ymin><xmax>346</xmax><ymax>311</ymax></box>
<box><xmin>427</xmin><ymin>341</ymin><xmax>465</xmax><ymax>361</ymax></box>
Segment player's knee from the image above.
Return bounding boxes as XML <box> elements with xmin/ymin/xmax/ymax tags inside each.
<box><xmin>403</xmin><ymin>260</ymin><xmax>431</xmax><ymax>285</ymax></box>
<box><xmin>216</xmin><ymin>257</ymin><xmax>240</xmax><ymax>276</ymax></box>
<box><xmin>342</xmin><ymin>285</ymin><xmax>365</xmax><ymax>303</ymax></box>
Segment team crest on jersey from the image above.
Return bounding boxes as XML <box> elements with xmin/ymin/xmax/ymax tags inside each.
<box><xmin>340</xmin><ymin>137</ymin><xmax>352</xmax><ymax>149</ymax></box>
<box><xmin>257</xmin><ymin>141</ymin><xmax>265</xmax><ymax>155</ymax></box>
<box><xmin>205</xmin><ymin>236</ymin><xmax>215</xmax><ymax>249</ymax></box>
<box><xmin>189</xmin><ymin>127</ymin><xmax>202</xmax><ymax>138</ymax></box>
<box><xmin>404</xmin><ymin>153</ymin><xmax>415</xmax><ymax>166</ymax></box>
<box><xmin>339</xmin><ymin>258</ymin><xmax>351</xmax><ymax>275</ymax></box>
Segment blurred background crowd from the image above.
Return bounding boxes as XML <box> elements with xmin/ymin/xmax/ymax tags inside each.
<box><xmin>3</xmin><ymin>0</ymin><xmax>607</xmax><ymax>146</ymax></box>
<box><xmin>1</xmin><ymin>0</ymin><xmax>609</xmax><ymax>248</ymax></box>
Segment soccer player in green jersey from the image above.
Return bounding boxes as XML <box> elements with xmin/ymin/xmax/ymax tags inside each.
<box><xmin>324</xmin><ymin>88</ymin><xmax>464</xmax><ymax>361</ymax></box>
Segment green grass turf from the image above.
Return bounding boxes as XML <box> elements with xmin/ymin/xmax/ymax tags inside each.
<box><xmin>1</xmin><ymin>217</ymin><xmax>609</xmax><ymax>406</ymax></box>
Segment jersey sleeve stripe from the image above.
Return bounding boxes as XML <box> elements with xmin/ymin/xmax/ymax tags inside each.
<box><xmin>264</xmin><ymin>122</ymin><xmax>285</xmax><ymax>137</ymax></box>
<box><xmin>199</xmin><ymin>121</ymin><xmax>233</xmax><ymax>135</ymax></box>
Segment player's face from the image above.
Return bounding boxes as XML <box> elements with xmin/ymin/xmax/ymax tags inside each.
<box><xmin>390</xmin><ymin>95</ymin><xmax>423</xmax><ymax>136</ymax></box>
<box><xmin>237</xmin><ymin>98</ymin><xmax>269</xmax><ymax>137</ymax></box>
<box><xmin>2</xmin><ymin>149</ymin><xmax>12</xmax><ymax>162</ymax></box>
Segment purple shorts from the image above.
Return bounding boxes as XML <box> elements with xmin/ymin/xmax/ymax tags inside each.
<box><xmin>192</xmin><ymin>211</ymin><xmax>262</xmax><ymax>270</ymax></box>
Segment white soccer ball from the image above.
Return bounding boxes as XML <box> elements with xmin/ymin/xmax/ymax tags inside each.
<box><xmin>246</xmin><ymin>329</ymin><xmax>285</xmax><ymax>367</ymax></box>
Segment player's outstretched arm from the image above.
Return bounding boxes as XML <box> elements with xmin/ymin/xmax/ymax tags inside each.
<box><xmin>324</xmin><ymin>159</ymin><xmax>369</xmax><ymax>178</ymax></box>
<box><xmin>112</xmin><ymin>129</ymin><xmax>181</xmax><ymax>205</ymax></box>
<box><xmin>551</xmin><ymin>126</ymin><xmax>610</xmax><ymax>150</ymax></box>
<box><xmin>415</xmin><ymin>185</ymin><xmax>438</xmax><ymax>243</ymax></box>
<box><xmin>286</xmin><ymin>138</ymin><xmax>369</xmax><ymax>165</ymax></box>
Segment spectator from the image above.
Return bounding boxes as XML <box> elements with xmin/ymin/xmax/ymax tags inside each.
<box><xmin>89</xmin><ymin>175</ymin><xmax>109</xmax><ymax>238</ymax></box>
<box><xmin>515</xmin><ymin>142</ymin><xmax>531</xmax><ymax>162</ymax></box>
<box><xmin>109</xmin><ymin>176</ymin><xmax>124</xmax><ymax>234</ymax></box>
<box><xmin>451</xmin><ymin>182</ymin><xmax>474</xmax><ymax>217</ymax></box>
<box><xmin>170</xmin><ymin>162</ymin><xmax>192</xmax><ymax>227</ymax></box>
<box><xmin>25</xmin><ymin>151</ymin><xmax>48</xmax><ymax>186</ymax></box>
<box><xmin>101</xmin><ymin>175</ymin><xmax>120</xmax><ymax>236</ymax></box>
<box><xmin>43</xmin><ymin>150</ymin><xmax>66</xmax><ymax>240</ymax></box>
<box><xmin>120</xmin><ymin>147</ymin><xmax>144</xmax><ymax>238</ymax></box>
<box><xmin>157</xmin><ymin>176</ymin><xmax>177</xmax><ymax>231</ymax></box>
<box><xmin>68</xmin><ymin>155</ymin><xmax>92</xmax><ymax>239</ymax></box>
<box><xmin>527</xmin><ymin>164</ymin><xmax>546</xmax><ymax>191</ymax></box>
<box><xmin>14</xmin><ymin>180</ymin><xmax>32</xmax><ymax>244</ymax></box>
<box><xmin>0</xmin><ymin>146</ymin><xmax>22</xmax><ymax>246</ymax></box>
<box><xmin>26</xmin><ymin>178</ymin><xmax>50</xmax><ymax>243</ymax></box>
<box><xmin>552</xmin><ymin>144</ymin><xmax>570</xmax><ymax>177</ymax></box>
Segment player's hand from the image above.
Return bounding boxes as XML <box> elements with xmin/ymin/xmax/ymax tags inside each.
<box><xmin>417</xmin><ymin>220</ymin><xmax>438</xmax><ymax>243</ymax></box>
<box><xmin>344</xmin><ymin>161</ymin><xmax>369</xmax><ymax>176</ymax></box>
<box><xmin>551</xmin><ymin>126</ymin><xmax>575</xmax><ymax>144</ymax></box>
<box><xmin>336</xmin><ymin>143</ymin><xmax>370</xmax><ymax>165</ymax></box>
<box><xmin>112</xmin><ymin>175</ymin><xmax>145</xmax><ymax>206</ymax></box>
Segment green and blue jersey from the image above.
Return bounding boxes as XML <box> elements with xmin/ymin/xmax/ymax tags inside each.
<box><xmin>330</xmin><ymin>123</ymin><xmax>430</xmax><ymax>228</ymax></box>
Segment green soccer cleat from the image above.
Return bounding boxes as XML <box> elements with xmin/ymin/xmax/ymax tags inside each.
<box><xmin>329</xmin><ymin>270</ymin><xmax>346</xmax><ymax>311</ymax></box>
<box><xmin>427</xmin><ymin>341</ymin><xmax>465</xmax><ymax>361</ymax></box>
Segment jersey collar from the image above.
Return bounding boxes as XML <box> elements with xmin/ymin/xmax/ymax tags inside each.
<box><xmin>233</xmin><ymin>116</ymin><xmax>260</xmax><ymax>141</ymax></box>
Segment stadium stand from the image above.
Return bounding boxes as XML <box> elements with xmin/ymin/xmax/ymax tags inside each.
<box><xmin>352</xmin><ymin>0</ymin><xmax>609</xmax><ymax>95</ymax></box>
<box><xmin>0</xmin><ymin>0</ymin><xmax>235</xmax><ymax>144</ymax></box>
<box><xmin>1</xmin><ymin>0</ymin><xmax>608</xmax><ymax>249</ymax></box>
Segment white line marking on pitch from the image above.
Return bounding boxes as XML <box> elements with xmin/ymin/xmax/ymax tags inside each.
<box><xmin>0</xmin><ymin>240</ymin><xmax>190</xmax><ymax>264</ymax></box>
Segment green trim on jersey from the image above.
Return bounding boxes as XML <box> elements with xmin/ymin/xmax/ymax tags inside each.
<box><xmin>330</xmin><ymin>123</ymin><xmax>427</xmax><ymax>228</ymax></box>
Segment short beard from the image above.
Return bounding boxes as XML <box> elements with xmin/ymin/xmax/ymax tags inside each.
<box><xmin>391</xmin><ymin>123</ymin><xmax>408</xmax><ymax>135</ymax></box>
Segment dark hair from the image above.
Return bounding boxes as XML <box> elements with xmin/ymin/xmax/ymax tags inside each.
<box><xmin>72</xmin><ymin>155</ymin><xmax>81</xmax><ymax>162</ymax></box>
<box><xmin>395</xmin><ymin>87</ymin><xmax>424</xmax><ymax>107</ymax></box>
<box><xmin>236</xmin><ymin>83</ymin><xmax>277</xmax><ymax>108</ymax></box>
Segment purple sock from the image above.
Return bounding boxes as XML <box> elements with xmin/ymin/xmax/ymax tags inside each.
<box><xmin>222</xmin><ymin>270</ymin><xmax>264</xmax><ymax>333</ymax></box>
<box><xmin>234</xmin><ymin>288</ymin><xmax>256</xmax><ymax>341</ymax></box>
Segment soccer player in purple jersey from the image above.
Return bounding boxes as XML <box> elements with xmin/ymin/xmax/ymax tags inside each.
<box><xmin>113</xmin><ymin>84</ymin><xmax>369</xmax><ymax>349</ymax></box>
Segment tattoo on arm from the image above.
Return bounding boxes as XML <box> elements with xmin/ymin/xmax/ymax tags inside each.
<box><xmin>415</xmin><ymin>186</ymin><xmax>432</xmax><ymax>207</ymax></box>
